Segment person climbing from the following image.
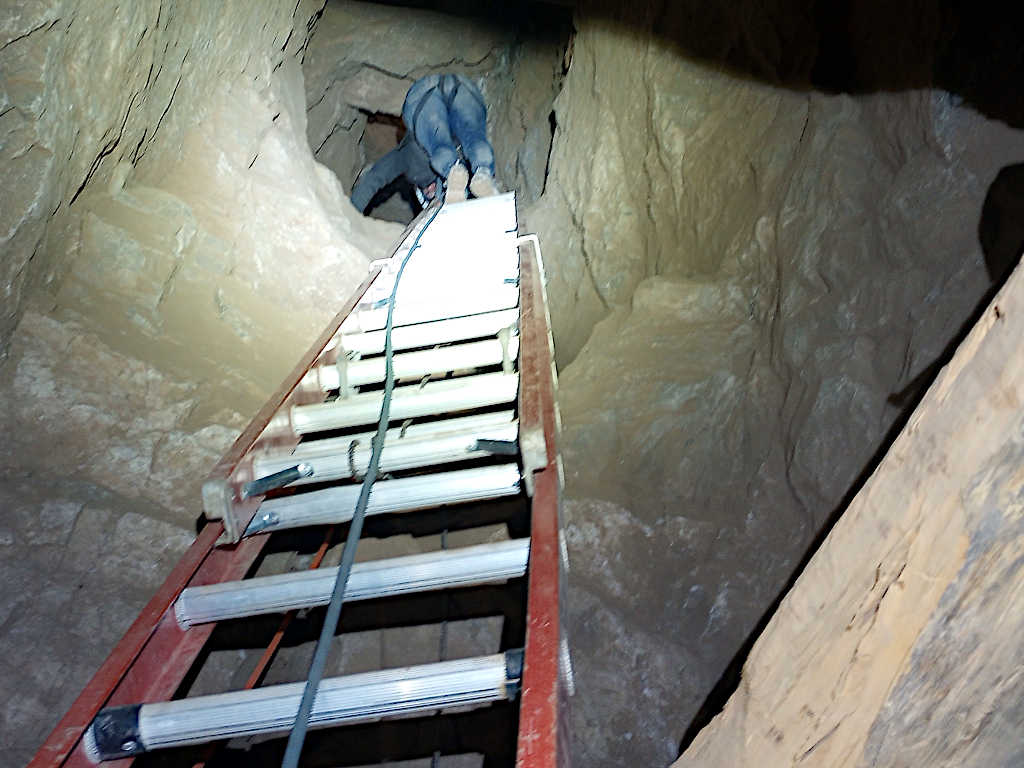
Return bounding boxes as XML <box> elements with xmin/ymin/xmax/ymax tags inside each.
<box><xmin>350</xmin><ymin>73</ymin><xmax>500</xmax><ymax>214</ymax></box>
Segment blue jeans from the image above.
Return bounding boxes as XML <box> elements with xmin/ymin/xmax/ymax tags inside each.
<box><xmin>402</xmin><ymin>74</ymin><xmax>495</xmax><ymax>180</ymax></box>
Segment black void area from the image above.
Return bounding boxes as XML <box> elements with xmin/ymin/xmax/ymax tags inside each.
<box><xmin>980</xmin><ymin>163</ymin><xmax>1024</xmax><ymax>285</ymax></box>
<box><xmin>582</xmin><ymin>0</ymin><xmax>1024</xmax><ymax>129</ymax></box>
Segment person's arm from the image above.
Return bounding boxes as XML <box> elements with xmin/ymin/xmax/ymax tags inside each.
<box><xmin>350</xmin><ymin>145</ymin><xmax>406</xmax><ymax>213</ymax></box>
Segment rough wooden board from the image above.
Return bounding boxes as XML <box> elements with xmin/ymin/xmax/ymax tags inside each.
<box><xmin>673</xmin><ymin>263</ymin><xmax>1024</xmax><ymax>768</ymax></box>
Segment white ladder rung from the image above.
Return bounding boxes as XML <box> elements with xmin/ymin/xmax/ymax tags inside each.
<box><xmin>428</xmin><ymin>191</ymin><xmax>518</xmax><ymax>231</ymax></box>
<box><xmin>335</xmin><ymin>308</ymin><xmax>519</xmax><ymax>357</ymax></box>
<box><xmin>303</xmin><ymin>336</ymin><xmax>518</xmax><ymax>392</ymax></box>
<box><xmin>290</xmin><ymin>372</ymin><xmax>518</xmax><ymax>435</ymax></box>
<box><xmin>280</xmin><ymin>411</ymin><xmax>516</xmax><ymax>462</ymax></box>
<box><xmin>175</xmin><ymin>538</ymin><xmax>530</xmax><ymax>628</ymax></box>
<box><xmin>245</xmin><ymin>463</ymin><xmax>522</xmax><ymax>536</ymax></box>
<box><xmin>363</xmin><ymin>248</ymin><xmax>519</xmax><ymax>308</ymax></box>
<box><xmin>341</xmin><ymin>286</ymin><xmax>520</xmax><ymax>335</ymax></box>
<box><xmin>84</xmin><ymin>651</ymin><xmax>522</xmax><ymax>761</ymax></box>
<box><xmin>253</xmin><ymin>418</ymin><xmax>518</xmax><ymax>484</ymax></box>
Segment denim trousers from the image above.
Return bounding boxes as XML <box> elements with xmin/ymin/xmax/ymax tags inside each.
<box><xmin>402</xmin><ymin>74</ymin><xmax>495</xmax><ymax>179</ymax></box>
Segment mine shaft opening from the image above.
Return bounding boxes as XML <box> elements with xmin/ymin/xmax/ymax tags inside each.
<box><xmin>303</xmin><ymin>0</ymin><xmax>574</xmax><ymax>224</ymax></box>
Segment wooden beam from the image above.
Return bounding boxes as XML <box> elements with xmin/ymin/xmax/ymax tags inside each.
<box><xmin>674</xmin><ymin>262</ymin><xmax>1024</xmax><ymax>768</ymax></box>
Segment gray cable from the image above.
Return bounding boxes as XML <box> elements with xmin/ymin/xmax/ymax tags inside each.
<box><xmin>281</xmin><ymin>198</ymin><xmax>446</xmax><ymax>768</ymax></box>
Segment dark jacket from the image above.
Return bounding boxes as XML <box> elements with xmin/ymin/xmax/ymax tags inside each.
<box><xmin>350</xmin><ymin>134</ymin><xmax>438</xmax><ymax>213</ymax></box>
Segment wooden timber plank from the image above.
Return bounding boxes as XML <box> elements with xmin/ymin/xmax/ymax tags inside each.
<box><xmin>674</xmin><ymin>264</ymin><xmax>1024</xmax><ymax>767</ymax></box>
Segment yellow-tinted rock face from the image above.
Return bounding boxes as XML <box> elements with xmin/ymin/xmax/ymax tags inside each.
<box><xmin>2</xmin><ymin>1</ymin><xmax>400</xmax><ymax>506</ymax></box>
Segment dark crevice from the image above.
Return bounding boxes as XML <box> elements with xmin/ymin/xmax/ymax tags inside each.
<box><xmin>69</xmin><ymin>89</ymin><xmax>140</xmax><ymax>205</ymax></box>
<box><xmin>147</xmin><ymin>51</ymin><xmax>188</xmax><ymax>149</ymax></box>
<box><xmin>540</xmin><ymin>109</ymin><xmax>557</xmax><ymax>196</ymax></box>
<box><xmin>129</xmin><ymin>127</ymin><xmax>148</xmax><ymax>165</ymax></box>
<box><xmin>0</xmin><ymin>20</ymin><xmax>52</xmax><ymax>54</ymax></box>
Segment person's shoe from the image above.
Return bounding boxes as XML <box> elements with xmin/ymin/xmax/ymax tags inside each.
<box><xmin>469</xmin><ymin>168</ymin><xmax>499</xmax><ymax>198</ymax></box>
<box><xmin>444</xmin><ymin>163</ymin><xmax>469</xmax><ymax>204</ymax></box>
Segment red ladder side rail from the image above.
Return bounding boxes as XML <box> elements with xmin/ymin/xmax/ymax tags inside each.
<box><xmin>516</xmin><ymin>240</ymin><xmax>568</xmax><ymax>768</ymax></box>
<box><xmin>29</xmin><ymin>262</ymin><xmax>386</xmax><ymax>768</ymax></box>
<box><xmin>28</xmin><ymin>525</ymin><xmax>266</xmax><ymax>768</ymax></box>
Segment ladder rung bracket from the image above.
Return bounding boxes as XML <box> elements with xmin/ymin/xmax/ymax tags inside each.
<box><xmin>303</xmin><ymin>336</ymin><xmax>520</xmax><ymax>392</ymax></box>
<box><xmin>272</xmin><ymin>411</ymin><xmax>516</xmax><ymax>464</ymax></box>
<box><xmin>253</xmin><ymin>418</ymin><xmax>518</xmax><ymax>484</ymax></box>
<box><xmin>245</xmin><ymin>464</ymin><xmax>522</xmax><ymax>536</ymax></box>
<box><xmin>84</xmin><ymin>651</ymin><xmax>523</xmax><ymax>762</ymax></box>
<box><xmin>175</xmin><ymin>538</ymin><xmax>530</xmax><ymax>627</ymax></box>
<box><xmin>290</xmin><ymin>372</ymin><xmax>519</xmax><ymax>435</ymax></box>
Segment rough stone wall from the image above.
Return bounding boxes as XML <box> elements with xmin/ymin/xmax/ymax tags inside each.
<box><xmin>0</xmin><ymin>2</ymin><xmax>399</xmax><ymax>763</ymax></box>
<box><xmin>3</xmin><ymin>0</ymin><xmax>353</xmax><ymax>352</ymax></box>
<box><xmin>529</xmin><ymin>2</ymin><xmax>1024</xmax><ymax>765</ymax></box>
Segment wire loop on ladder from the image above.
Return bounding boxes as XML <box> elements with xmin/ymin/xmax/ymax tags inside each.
<box><xmin>347</xmin><ymin>439</ymin><xmax>363</xmax><ymax>481</ymax></box>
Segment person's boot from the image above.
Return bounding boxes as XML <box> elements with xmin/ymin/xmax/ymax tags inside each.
<box><xmin>444</xmin><ymin>163</ymin><xmax>469</xmax><ymax>204</ymax></box>
<box><xmin>469</xmin><ymin>168</ymin><xmax>499</xmax><ymax>198</ymax></box>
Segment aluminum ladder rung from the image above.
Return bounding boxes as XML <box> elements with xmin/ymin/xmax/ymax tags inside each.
<box><xmin>362</xmin><ymin>249</ymin><xmax>520</xmax><ymax>309</ymax></box>
<box><xmin>334</xmin><ymin>308</ymin><xmax>519</xmax><ymax>357</ymax></box>
<box><xmin>290</xmin><ymin>371</ymin><xmax>519</xmax><ymax>435</ymax></box>
<box><xmin>341</xmin><ymin>286</ymin><xmax>520</xmax><ymax>335</ymax></box>
<box><xmin>253</xmin><ymin>416</ymin><xmax>518</xmax><ymax>485</ymax></box>
<box><xmin>245</xmin><ymin>463</ymin><xmax>522</xmax><ymax>536</ymax></box>
<box><xmin>84</xmin><ymin>651</ymin><xmax>523</xmax><ymax>762</ymax></box>
<box><xmin>278</xmin><ymin>410</ymin><xmax>516</xmax><ymax>463</ymax></box>
<box><xmin>303</xmin><ymin>336</ymin><xmax>519</xmax><ymax>393</ymax></box>
<box><xmin>175</xmin><ymin>538</ymin><xmax>530</xmax><ymax>628</ymax></box>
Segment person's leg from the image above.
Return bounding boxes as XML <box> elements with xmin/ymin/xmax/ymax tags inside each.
<box><xmin>448</xmin><ymin>77</ymin><xmax>494</xmax><ymax>174</ymax></box>
<box><xmin>403</xmin><ymin>78</ymin><xmax>459</xmax><ymax>175</ymax></box>
<box><xmin>448</xmin><ymin>77</ymin><xmax>498</xmax><ymax>197</ymax></box>
<box><xmin>404</xmin><ymin>78</ymin><xmax>468</xmax><ymax>201</ymax></box>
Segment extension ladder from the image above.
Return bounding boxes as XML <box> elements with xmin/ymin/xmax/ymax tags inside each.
<box><xmin>30</xmin><ymin>192</ymin><xmax>568</xmax><ymax>768</ymax></box>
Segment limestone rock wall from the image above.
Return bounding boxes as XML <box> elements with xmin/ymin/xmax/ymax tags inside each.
<box><xmin>532</xmin><ymin>2</ymin><xmax>1024</xmax><ymax>766</ymax></box>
